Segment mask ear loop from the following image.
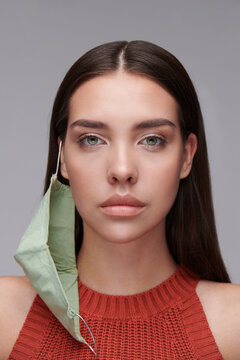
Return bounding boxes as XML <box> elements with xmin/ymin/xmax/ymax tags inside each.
<box><xmin>75</xmin><ymin>313</ymin><xmax>98</xmax><ymax>357</ymax></box>
<box><xmin>54</xmin><ymin>140</ymin><xmax>62</xmax><ymax>180</ymax></box>
<box><xmin>54</xmin><ymin>139</ymin><xmax>98</xmax><ymax>357</ymax></box>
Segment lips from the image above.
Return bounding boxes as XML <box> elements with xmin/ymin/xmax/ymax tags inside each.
<box><xmin>100</xmin><ymin>194</ymin><xmax>145</xmax><ymax>207</ymax></box>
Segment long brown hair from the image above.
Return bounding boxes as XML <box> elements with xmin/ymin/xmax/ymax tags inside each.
<box><xmin>44</xmin><ymin>40</ymin><xmax>231</xmax><ymax>283</ymax></box>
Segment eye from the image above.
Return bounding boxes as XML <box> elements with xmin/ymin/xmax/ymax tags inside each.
<box><xmin>77</xmin><ymin>134</ymin><xmax>167</xmax><ymax>149</ymax></box>
<box><xmin>77</xmin><ymin>134</ymin><xmax>104</xmax><ymax>147</ymax></box>
<box><xmin>140</xmin><ymin>135</ymin><xmax>167</xmax><ymax>147</ymax></box>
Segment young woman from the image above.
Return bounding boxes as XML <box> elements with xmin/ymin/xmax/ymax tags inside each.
<box><xmin>0</xmin><ymin>40</ymin><xmax>239</xmax><ymax>360</ymax></box>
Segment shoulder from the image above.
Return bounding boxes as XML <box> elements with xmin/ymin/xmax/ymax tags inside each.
<box><xmin>0</xmin><ymin>276</ymin><xmax>37</xmax><ymax>360</ymax></box>
<box><xmin>196</xmin><ymin>279</ymin><xmax>240</xmax><ymax>360</ymax></box>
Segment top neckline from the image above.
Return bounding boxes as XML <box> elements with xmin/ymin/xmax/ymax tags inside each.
<box><xmin>77</xmin><ymin>263</ymin><xmax>200</xmax><ymax>319</ymax></box>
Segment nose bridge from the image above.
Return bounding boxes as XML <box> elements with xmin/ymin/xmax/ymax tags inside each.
<box><xmin>107</xmin><ymin>138</ymin><xmax>138</xmax><ymax>184</ymax></box>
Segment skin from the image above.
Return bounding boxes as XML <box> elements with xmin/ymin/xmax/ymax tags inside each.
<box><xmin>0</xmin><ymin>71</ymin><xmax>239</xmax><ymax>359</ymax></box>
<box><xmin>60</xmin><ymin>71</ymin><xmax>197</xmax><ymax>295</ymax></box>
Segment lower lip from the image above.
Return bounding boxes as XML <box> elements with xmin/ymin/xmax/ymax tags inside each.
<box><xmin>100</xmin><ymin>205</ymin><xmax>145</xmax><ymax>217</ymax></box>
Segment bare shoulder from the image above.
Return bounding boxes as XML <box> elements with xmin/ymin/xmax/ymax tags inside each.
<box><xmin>196</xmin><ymin>279</ymin><xmax>240</xmax><ymax>360</ymax></box>
<box><xmin>0</xmin><ymin>276</ymin><xmax>37</xmax><ymax>360</ymax></box>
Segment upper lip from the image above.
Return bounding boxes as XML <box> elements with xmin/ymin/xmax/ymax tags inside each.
<box><xmin>101</xmin><ymin>194</ymin><xmax>146</xmax><ymax>207</ymax></box>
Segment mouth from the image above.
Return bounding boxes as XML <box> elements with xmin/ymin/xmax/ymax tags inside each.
<box><xmin>100</xmin><ymin>205</ymin><xmax>145</xmax><ymax>217</ymax></box>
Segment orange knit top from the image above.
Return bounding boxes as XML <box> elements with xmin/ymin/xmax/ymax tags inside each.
<box><xmin>9</xmin><ymin>264</ymin><xmax>224</xmax><ymax>359</ymax></box>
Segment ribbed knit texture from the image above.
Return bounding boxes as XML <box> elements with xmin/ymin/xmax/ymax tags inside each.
<box><xmin>9</xmin><ymin>264</ymin><xmax>224</xmax><ymax>359</ymax></box>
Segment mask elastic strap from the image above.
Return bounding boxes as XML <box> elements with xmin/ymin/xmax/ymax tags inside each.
<box><xmin>75</xmin><ymin>312</ymin><xmax>98</xmax><ymax>357</ymax></box>
<box><xmin>54</xmin><ymin>140</ymin><xmax>62</xmax><ymax>178</ymax></box>
<box><xmin>54</xmin><ymin>140</ymin><xmax>97</xmax><ymax>356</ymax></box>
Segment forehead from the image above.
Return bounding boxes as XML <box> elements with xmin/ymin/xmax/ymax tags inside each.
<box><xmin>68</xmin><ymin>72</ymin><xmax>179</xmax><ymax>129</ymax></box>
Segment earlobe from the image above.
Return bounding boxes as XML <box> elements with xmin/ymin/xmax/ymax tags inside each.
<box><xmin>180</xmin><ymin>133</ymin><xmax>198</xmax><ymax>179</ymax></box>
<box><xmin>58</xmin><ymin>137</ymin><xmax>69</xmax><ymax>180</ymax></box>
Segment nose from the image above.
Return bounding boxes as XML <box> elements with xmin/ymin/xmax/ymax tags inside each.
<box><xmin>107</xmin><ymin>144</ymin><xmax>138</xmax><ymax>185</ymax></box>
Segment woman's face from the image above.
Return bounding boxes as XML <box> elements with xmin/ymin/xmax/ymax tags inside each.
<box><xmin>60</xmin><ymin>71</ymin><xmax>197</xmax><ymax>244</ymax></box>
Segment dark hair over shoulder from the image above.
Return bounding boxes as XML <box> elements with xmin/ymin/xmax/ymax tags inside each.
<box><xmin>44</xmin><ymin>40</ymin><xmax>230</xmax><ymax>283</ymax></box>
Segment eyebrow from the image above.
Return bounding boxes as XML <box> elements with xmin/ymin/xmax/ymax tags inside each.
<box><xmin>70</xmin><ymin>118</ymin><xmax>176</xmax><ymax>130</ymax></box>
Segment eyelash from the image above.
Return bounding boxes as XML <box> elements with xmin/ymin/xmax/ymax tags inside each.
<box><xmin>77</xmin><ymin>133</ymin><xmax>167</xmax><ymax>150</ymax></box>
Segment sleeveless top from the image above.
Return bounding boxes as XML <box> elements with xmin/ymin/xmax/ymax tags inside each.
<box><xmin>8</xmin><ymin>264</ymin><xmax>224</xmax><ymax>359</ymax></box>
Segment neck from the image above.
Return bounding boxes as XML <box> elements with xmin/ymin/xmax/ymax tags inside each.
<box><xmin>76</xmin><ymin>222</ymin><xmax>177</xmax><ymax>295</ymax></box>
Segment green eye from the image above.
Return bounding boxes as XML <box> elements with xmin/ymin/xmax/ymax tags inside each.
<box><xmin>142</xmin><ymin>136</ymin><xmax>166</xmax><ymax>146</ymax></box>
<box><xmin>78</xmin><ymin>135</ymin><xmax>103</xmax><ymax>146</ymax></box>
<box><xmin>86</xmin><ymin>136</ymin><xmax>99</xmax><ymax>145</ymax></box>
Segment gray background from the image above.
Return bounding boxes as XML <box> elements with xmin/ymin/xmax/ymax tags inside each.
<box><xmin>0</xmin><ymin>0</ymin><xmax>239</xmax><ymax>283</ymax></box>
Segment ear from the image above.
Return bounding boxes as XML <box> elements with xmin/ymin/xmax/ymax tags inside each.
<box><xmin>180</xmin><ymin>133</ymin><xmax>198</xmax><ymax>179</ymax></box>
<box><xmin>58</xmin><ymin>137</ymin><xmax>69</xmax><ymax>179</ymax></box>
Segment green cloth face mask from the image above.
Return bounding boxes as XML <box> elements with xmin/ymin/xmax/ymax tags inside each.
<box><xmin>14</xmin><ymin>141</ymin><xmax>98</xmax><ymax>357</ymax></box>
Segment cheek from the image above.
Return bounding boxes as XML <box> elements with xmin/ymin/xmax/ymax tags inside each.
<box><xmin>146</xmin><ymin>154</ymin><xmax>183</xmax><ymax>209</ymax></box>
<box><xmin>65</xmin><ymin>154</ymin><xmax>102</xmax><ymax>213</ymax></box>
